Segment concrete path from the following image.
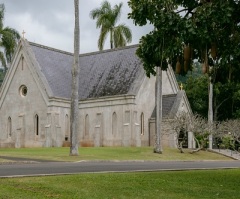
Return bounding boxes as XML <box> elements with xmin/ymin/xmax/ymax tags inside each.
<box><xmin>211</xmin><ymin>149</ymin><xmax>240</xmax><ymax>160</ymax></box>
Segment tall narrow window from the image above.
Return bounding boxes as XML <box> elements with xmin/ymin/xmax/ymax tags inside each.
<box><xmin>65</xmin><ymin>114</ymin><xmax>69</xmax><ymax>141</ymax></box>
<box><xmin>35</xmin><ymin>114</ymin><xmax>39</xmax><ymax>136</ymax></box>
<box><xmin>8</xmin><ymin>117</ymin><xmax>12</xmax><ymax>137</ymax></box>
<box><xmin>141</xmin><ymin>113</ymin><xmax>144</xmax><ymax>135</ymax></box>
<box><xmin>112</xmin><ymin>112</ymin><xmax>117</xmax><ymax>136</ymax></box>
<box><xmin>21</xmin><ymin>56</ymin><xmax>24</xmax><ymax>70</ymax></box>
<box><xmin>124</xmin><ymin>111</ymin><xmax>130</xmax><ymax>124</ymax></box>
<box><xmin>85</xmin><ymin>114</ymin><xmax>89</xmax><ymax>137</ymax></box>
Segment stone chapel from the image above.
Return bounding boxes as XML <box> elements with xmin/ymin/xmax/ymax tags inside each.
<box><xmin>0</xmin><ymin>38</ymin><xmax>192</xmax><ymax>148</ymax></box>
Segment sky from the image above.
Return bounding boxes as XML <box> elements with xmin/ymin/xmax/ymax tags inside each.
<box><xmin>1</xmin><ymin>0</ymin><xmax>153</xmax><ymax>54</ymax></box>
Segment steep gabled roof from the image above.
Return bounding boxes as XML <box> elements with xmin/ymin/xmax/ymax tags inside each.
<box><xmin>151</xmin><ymin>91</ymin><xmax>193</xmax><ymax>119</ymax></box>
<box><xmin>151</xmin><ymin>94</ymin><xmax>177</xmax><ymax>118</ymax></box>
<box><xmin>29</xmin><ymin>41</ymin><xmax>145</xmax><ymax>100</ymax></box>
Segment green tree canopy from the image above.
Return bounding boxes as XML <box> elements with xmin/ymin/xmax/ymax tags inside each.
<box><xmin>90</xmin><ymin>0</ymin><xmax>132</xmax><ymax>50</ymax></box>
<box><xmin>128</xmin><ymin>0</ymin><xmax>240</xmax><ymax>78</ymax></box>
<box><xmin>185</xmin><ymin>73</ymin><xmax>240</xmax><ymax>121</ymax></box>
<box><xmin>0</xmin><ymin>4</ymin><xmax>20</xmax><ymax>70</ymax></box>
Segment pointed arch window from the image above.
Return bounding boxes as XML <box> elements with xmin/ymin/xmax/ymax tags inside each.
<box><xmin>85</xmin><ymin>114</ymin><xmax>89</xmax><ymax>137</ymax></box>
<box><xmin>141</xmin><ymin>113</ymin><xmax>144</xmax><ymax>135</ymax></box>
<box><xmin>112</xmin><ymin>112</ymin><xmax>117</xmax><ymax>136</ymax></box>
<box><xmin>21</xmin><ymin>56</ymin><xmax>24</xmax><ymax>70</ymax></box>
<box><xmin>35</xmin><ymin>114</ymin><xmax>39</xmax><ymax>136</ymax></box>
<box><xmin>8</xmin><ymin>117</ymin><xmax>12</xmax><ymax>137</ymax></box>
<box><xmin>65</xmin><ymin>114</ymin><xmax>70</xmax><ymax>141</ymax></box>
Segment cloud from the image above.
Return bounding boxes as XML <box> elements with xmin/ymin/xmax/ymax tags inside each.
<box><xmin>2</xmin><ymin>0</ymin><xmax>153</xmax><ymax>53</ymax></box>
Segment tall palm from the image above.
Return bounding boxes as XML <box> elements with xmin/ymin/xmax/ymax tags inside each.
<box><xmin>70</xmin><ymin>0</ymin><xmax>80</xmax><ymax>156</ymax></box>
<box><xmin>90</xmin><ymin>0</ymin><xmax>132</xmax><ymax>50</ymax></box>
<box><xmin>0</xmin><ymin>4</ymin><xmax>20</xmax><ymax>71</ymax></box>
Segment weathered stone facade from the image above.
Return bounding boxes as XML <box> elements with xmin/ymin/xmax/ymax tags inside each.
<box><xmin>0</xmin><ymin>39</ymin><xmax>192</xmax><ymax>148</ymax></box>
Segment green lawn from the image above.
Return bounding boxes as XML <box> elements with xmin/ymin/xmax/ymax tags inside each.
<box><xmin>0</xmin><ymin>147</ymin><xmax>232</xmax><ymax>162</ymax></box>
<box><xmin>0</xmin><ymin>169</ymin><xmax>239</xmax><ymax>199</ymax></box>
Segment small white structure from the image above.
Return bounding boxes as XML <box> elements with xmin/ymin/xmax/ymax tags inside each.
<box><xmin>0</xmin><ymin>39</ymin><xmax>192</xmax><ymax>148</ymax></box>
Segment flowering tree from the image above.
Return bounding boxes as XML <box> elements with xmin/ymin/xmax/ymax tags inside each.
<box><xmin>171</xmin><ymin>112</ymin><xmax>216</xmax><ymax>153</ymax></box>
<box><xmin>216</xmin><ymin>119</ymin><xmax>240</xmax><ymax>151</ymax></box>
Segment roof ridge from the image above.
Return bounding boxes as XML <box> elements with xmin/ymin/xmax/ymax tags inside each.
<box><xmin>28</xmin><ymin>41</ymin><xmax>73</xmax><ymax>56</ymax></box>
<box><xmin>28</xmin><ymin>40</ymin><xmax>138</xmax><ymax>57</ymax></box>
<box><xmin>79</xmin><ymin>44</ymin><xmax>139</xmax><ymax>57</ymax></box>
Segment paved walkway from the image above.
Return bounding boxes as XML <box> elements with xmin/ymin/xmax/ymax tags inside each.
<box><xmin>1</xmin><ymin>160</ymin><xmax>240</xmax><ymax>178</ymax></box>
<box><xmin>211</xmin><ymin>149</ymin><xmax>240</xmax><ymax>160</ymax></box>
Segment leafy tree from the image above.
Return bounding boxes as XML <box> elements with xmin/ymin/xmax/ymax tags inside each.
<box><xmin>128</xmin><ymin>0</ymin><xmax>240</xmax><ymax>149</ymax></box>
<box><xmin>184</xmin><ymin>75</ymin><xmax>208</xmax><ymax>118</ymax></box>
<box><xmin>128</xmin><ymin>0</ymin><xmax>240</xmax><ymax>90</ymax></box>
<box><xmin>0</xmin><ymin>4</ymin><xmax>20</xmax><ymax>71</ymax></box>
<box><xmin>216</xmin><ymin>119</ymin><xmax>240</xmax><ymax>151</ymax></box>
<box><xmin>70</xmin><ymin>0</ymin><xmax>80</xmax><ymax>156</ymax></box>
<box><xmin>128</xmin><ymin>0</ymin><xmax>240</xmax><ymax>88</ymax></box>
<box><xmin>90</xmin><ymin>0</ymin><xmax>132</xmax><ymax>50</ymax></box>
<box><xmin>184</xmin><ymin>74</ymin><xmax>240</xmax><ymax>121</ymax></box>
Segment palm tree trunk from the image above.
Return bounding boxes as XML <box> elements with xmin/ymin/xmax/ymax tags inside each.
<box><xmin>154</xmin><ymin>66</ymin><xmax>163</xmax><ymax>153</ymax></box>
<box><xmin>70</xmin><ymin>0</ymin><xmax>80</xmax><ymax>156</ymax></box>
<box><xmin>208</xmin><ymin>75</ymin><xmax>213</xmax><ymax>149</ymax></box>
<box><xmin>110</xmin><ymin>28</ymin><xmax>113</xmax><ymax>49</ymax></box>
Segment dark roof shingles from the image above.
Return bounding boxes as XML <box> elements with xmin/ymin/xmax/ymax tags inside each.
<box><xmin>151</xmin><ymin>94</ymin><xmax>177</xmax><ymax>118</ymax></box>
<box><xmin>30</xmin><ymin>43</ymin><xmax>144</xmax><ymax>99</ymax></box>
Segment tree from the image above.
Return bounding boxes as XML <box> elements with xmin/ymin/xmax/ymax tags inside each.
<box><xmin>216</xmin><ymin>119</ymin><xmax>240</xmax><ymax>151</ymax></box>
<box><xmin>128</xmin><ymin>0</ymin><xmax>240</xmax><ymax>149</ymax></box>
<box><xmin>70</xmin><ymin>0</ymin><xmax>80</xmax><ymax>156</ymax></box>
<box><xmin>90</xmin><ymin>0</ymin><xmax>132</xmax><ymax>50</ymax></box>
<box><xmin>0</xmin><ymin>4</ymin><xmax>20</xmax><ymax>71</ymax></box>
<box><xmin>171</xmin><ymin>112</ymin><xmax>215</xmax><ymax>153</ymax></box>
<box><xmin>184</xmin><ymin>74</ymin><xmax>240</xmax><ymax>121</ymax></box>
<box><xmin>154</xmin><ymin>66</ymin><xmax>163</xmax><ymax>153</ymax></box>
<box><xmin>184</xmin><ymin>75</ymin><xmax>209</xmax><ymax>118</ymax></box>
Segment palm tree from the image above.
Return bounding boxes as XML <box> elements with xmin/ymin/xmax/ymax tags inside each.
<box><xmin>90</xmin><ymin>0</ymin><xmax>132</xmax><ymax>50</ymax></box>
<box><xmin>0</xmin><ymin>4</ymin><xmax>20</xmax><ymax>71</ymax></box>
<box><xmin>70</xmin><ymin>0</ymin><xmax>80</xmax><ymax>156</ymax></box>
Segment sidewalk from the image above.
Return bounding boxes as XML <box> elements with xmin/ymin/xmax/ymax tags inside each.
<box><xmin>211</xmin><ymin>149</ymin><xmax>240</xmax><ymax>160</ymax></box>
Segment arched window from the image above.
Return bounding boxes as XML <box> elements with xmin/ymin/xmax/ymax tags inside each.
<box><xmin>112</xmin><ymin>112</ymin><xmax>117</xmax><ymax>136</ymax></box>
<box><xmin>141</xmin><ymin>113</ymin><xmax>144</xmax><ymax>135</ymax></box>
<box><xmin>8</xmin><ymin>117</ymin><xmax>12</xmax><ymax>137</ymax></box>
<box><xmin>21</xmin><ymin>56</ymin><xmax>24</xmax><ymax>70</ymax></box>
<box><xmin>65</xmin><ymin>114</ymin><xmax>69</xmax><ymax>141</ymax></box>
<box><xmin>85</xmin><ymin>114</ymin><xmax>89</xmax><ymax>137</ymax></box>
<box><xmin>35</xmin><ymin>114</ymin><xmax>39</xmax><ymax>136</ymax></box>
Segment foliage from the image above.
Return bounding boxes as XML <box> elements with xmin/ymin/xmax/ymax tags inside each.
<box><xmin>90</xmin><ymin>0</ymin><xmax>132</xmax><ymax>50</ymax></box>
<box><xmin>0</xmin><ymin>4</ymin><xmax>20</xmax><ymax>70</ymax></box>
<box><xmin>184</xmin><ymin>74</ymin><xmax>209</xmax><ymax>118</ymax></box>
<box><xmin>176</xmin><ymin>61</ymin><xmax>202</xmax><ymax>83</ymax></box>
<box><xmin>0</xmin><ymin>69</ymin><xmax>5</xmax><ymax>86</ymax></box>
<box><xmin>171</xmin><ymin>112</ymin><xmax>217</xmax><ymax>153</ymax></box>
<box><xmin>128</xmin><ymin>0</ymin><xmax>240</xmax><ymax>80</ymax></box>
<box><xmin>216</xmin><ymin>119</ymin><xmax>240</xmax><ymax>151</ymax></box>
<box><xmin>221</xmin><ymin>135</ymin><xmax>235</xmax><ymax>150</ymax></box>
<box><xmin>184</xmin><ymin>73</ymin><xmax>240</xmax><ymax>120</ymax></box>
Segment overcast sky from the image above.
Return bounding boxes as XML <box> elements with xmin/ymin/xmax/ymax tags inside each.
<box><xmin>1</xmin><ymin>0</ymin><xmax>153</xmax><ymax>53</ymax></box>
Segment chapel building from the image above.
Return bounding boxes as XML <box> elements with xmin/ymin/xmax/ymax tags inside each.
<box><xmin>0</xmin><ymin>39</ymin><xmax>192</xmax><ymax>148</ymax></box>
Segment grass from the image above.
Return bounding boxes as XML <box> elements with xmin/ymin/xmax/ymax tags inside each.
<box><xmin>0</xmin><ymin>148</ymin><xmax>237</xmax><ymax>198</ymax></box>
<box><xmin>0</xmin><ymin>147</ymin><xmax>233</xmax><ymax>162</ymax></box>
<box><xmin>0</xmin><ymin>169</ymin><xmax>239</xmax><ymax>198</ymax></box>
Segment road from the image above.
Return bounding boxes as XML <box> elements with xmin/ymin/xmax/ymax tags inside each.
<box><xmin>0</xmin><ymin>160</ymin><xmax>240</xmax><ymax>178</ymax></box>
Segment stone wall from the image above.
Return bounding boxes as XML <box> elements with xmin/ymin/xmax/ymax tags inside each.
<box><xmin>0</xmin><ymin>53</ymin><xmax>49</xmax><ymax>147</ymax></box>
<box><xmin>78</xmin><ymin>95</ymin><xmax>141</xmax><ymax>147</ymax></box>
